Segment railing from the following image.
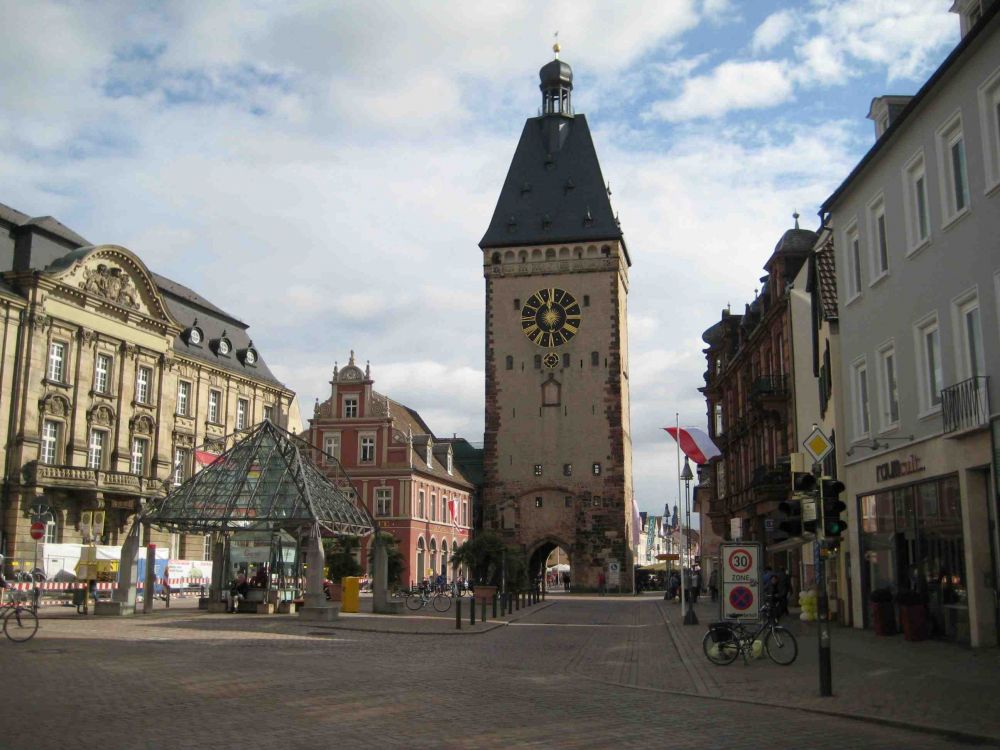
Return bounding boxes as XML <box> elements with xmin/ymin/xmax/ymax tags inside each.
<box><xmin>25</xmin><ymin>463</ymin><xmax>165</xmax><ymax>494</ymax></box>
<box><xmin>750</xmin><ymin>374</ymin><xmax>788</xmax><ymax>398</ymax></box>
<box><xmin>751</xmin><ymin>464</ymin><xmax>789</xmax><ymax>488</ymax></box>
<box><xmin>942</xmin><ymin>375</ymin><xmax>990</xmax><ymax>434</ymax></box>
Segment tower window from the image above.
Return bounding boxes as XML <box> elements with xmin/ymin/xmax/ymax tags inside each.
<box><xmin>562</xmin><ymin>353</ymin><xmax>570</xmax><ymax>367</ymax></box>
<box><xmin>565</xmin><ymin>497</ymin><xmax>573</xmax><ymax>508</ymax></box>
<box><xmin>592</xmin><ymin>496</ymin><xmax>601</xmax><ymax>507</ymax></box>
<box><xmin>535</xmin><ymin>497</ymin><xmax>543</xmax><ymax>508</ymax></box>
<box><xmin>513</xmin><ymin>298</ymin><xmax>520</xmax><ymax>310</ymax></box>
<box><xmin>506</xmin><ymin>355</ymin><xmax>514</xmax><ymax>370</ymax></box>
<box><xmin>592</xmin><ymin>462</ymin><xmax>602</xmax><ymax>475</ymax></box>
<box><xmin>591</xmin><ymin>351</ymin><xmax>599</xmax><ymax>367</ymax></box>
<box><xmin>534</xmin><ymin>464</ymin><xmax>543</xmax><ymax>476</ymax></box>
<box><xmin>534</xmin><ymin>355</ymin><xmax>542</xmax><ymax>369</ymax></box>
<box><xmin>563</xmin><ymin>463</ymin><xmax>572</xmax><ymax>476</ymax></box>
<box><xmin>583</xmin><ymin>295</ymin><xmax>590</xmax><ymax>307</ymax></box>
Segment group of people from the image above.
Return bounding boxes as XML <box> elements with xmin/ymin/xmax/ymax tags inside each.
<box><xmin>662</xmin><ymin>567</ymin><xmax>704</xmax><ymax>603</ymax></box>
<box><xmin>226</xmin><ymin>565</ymin><xmax>270</xmax><ymax>612</ymax></box>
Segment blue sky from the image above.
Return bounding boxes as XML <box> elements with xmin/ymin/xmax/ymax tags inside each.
<box><xmin>0</xmin><ymin>1</ymin><xmax>960</xmax><ymax>514</ymax></box>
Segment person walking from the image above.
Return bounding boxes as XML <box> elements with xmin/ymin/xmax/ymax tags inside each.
<box><xmin>708</xmin><ymin>568</ymin><xmax>719</xmax><ymax>602</ymax></box>
<box><xmin>691</xmin><ymin>568</ymin><xmax>701</xmax><ymax>604</ymax></box>
<box><xmin>598</xmin><ymin>570</ymin><xmax>607</xmax><ymax>596</ymax></box>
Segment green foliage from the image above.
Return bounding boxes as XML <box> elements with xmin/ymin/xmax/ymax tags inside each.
<box><xmin>323</xmin><ymin>535</ymin><xmax>361</xmax><ymax>583</ymax></box>
<box><xmin>366</xmin><ymin>532</ymin><xmax>404</xmax><ymax>587</ymax></box>
<box><xmin>450</xmin><ymin>531</ymin><xmax>528</xmax><ymax>589</ymax></box>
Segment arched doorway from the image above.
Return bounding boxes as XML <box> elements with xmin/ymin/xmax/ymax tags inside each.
<box><xmin>429</xmin><ymin>538</ymin><xmax>438</xmax><ymax>581</ymax></box>
<box><xmin>440</xmin><ymin>541</ymin><xmax>449</xmax><ymax>581</ymax></box>
<box><xmin>529</xmin><ymin>538</ymin><xmax>572</xmax><ymax>592</ymax></box>
<box><xmin>416</xmin><ymin>537</ymin><xmax>425</xmax><ymax>586</ymax></box>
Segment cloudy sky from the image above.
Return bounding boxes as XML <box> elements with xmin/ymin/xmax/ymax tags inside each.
<box><xmin>0</xmin><ymin>1</ymin><xmax>960</xmax><ymax>515</ymax></box>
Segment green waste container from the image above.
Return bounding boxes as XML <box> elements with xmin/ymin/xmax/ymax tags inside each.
<box><xmin>341</xmin><ymin>577</ymin><xmax>360</xmax><ymax>613</ymax></box>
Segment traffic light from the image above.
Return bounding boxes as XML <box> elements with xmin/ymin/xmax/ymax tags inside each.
<box><xmin>821</xmin><ymin>478</ymin><xmax>847</xmax><ymax>538</ymax></box>
<box><xmin>777</xmin><ymin>498</ymin><xmax>802</xmax><ymax>536</ymax></box>
<box><xmin>792</xmin><ymin>471</ymin><xmax>818</xmax><ymax>534</ymax></box>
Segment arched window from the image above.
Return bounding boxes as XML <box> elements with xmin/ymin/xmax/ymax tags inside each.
<box><xmin>429</xmin><ymin>538</ymin><xmax>438</xmax><ymax>580</ymax></box>
<box><xmin>506</xmin><ymin>355</ymin><xmax>514</xmax><ymax>370</ymax></box>
<box><xmin>441</xmin><ymin>541</ymin><xmax>449</xmax><ymax>581</ymax></box>
<box><xmin>431</xmin><ymin>494</ymin><xmax>437</xmax><ymax>521</ymax></box>
<box><xmin>491</xmin><ymin>252</ymin><xmax>501</xmax><ymax>264</ymax></box>
<box><xmin>416</xmin><ymin>538</ymin><xmax>426</xmax><ymax>585</ymax></box>
<box><xmin>442</xmin><ymin>495</ymin><xmax>448</xmax><ymax>522</ymax></box>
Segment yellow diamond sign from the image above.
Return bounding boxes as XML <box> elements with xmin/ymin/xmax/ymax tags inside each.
<box><xmin>803</xmin><ymin>426</ymin><xmax>833</xmax><ymax>464</ymax></box>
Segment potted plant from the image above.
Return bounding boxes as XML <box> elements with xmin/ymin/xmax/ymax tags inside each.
<box><xmin>869</xmin><ymin>587</ymin><xmax>896</xmax><ymax>636</ymax></box>
<box><xmin>896</xmin><ymin>589</ymin><xmax>929</xmax><ymax>641</ymax></box>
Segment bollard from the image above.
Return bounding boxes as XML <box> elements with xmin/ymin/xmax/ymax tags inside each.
<box><xmin>515</xmin><ymin>592</ymin><xmax>520</xmax><ymax>611</ymax></box>
<box><xmin>456</xmin><ymin>596</ymin><xmax>462</xmax><ymax>630</ymax></box>
<box><xmin>470</xmin><ymin>597</ymin><xmax>476</xmax><ymax>625</ymax></box>
<box><xmin>481</xmin><ymin>599</ymin><xmax>487</xmax><ymax>623</ymax></box>
<box><xmin>492</xmin><ymin>594</ymin><xmax>498</xmax><ymax>619</ymax></box>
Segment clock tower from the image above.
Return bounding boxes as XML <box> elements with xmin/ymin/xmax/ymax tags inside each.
<box><xmin>481</xmin><ymin>47</ymin><xmax>635</xmax><ymax>591</ymax></box>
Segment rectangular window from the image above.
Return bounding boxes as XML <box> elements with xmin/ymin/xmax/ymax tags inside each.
<box><xmin>48</xmin><ymin>342</ymin><xmax>66</xmax><ymax>382</ymax></box>
<box><xmin>713</xmin><ymin>403</ymin><xmax>723</xmax><ymax>436</ymax></box>
<box><xmin>442</xmin><ymin>496</ymin><xmax>448</xmax><ymax>521</ymax></box>
<box><xmin>868</xmin><ymin>196</ymin><xmax>889</xmax><ymax>280</ymax></box>
<box><xmin>979</xmin><ymin>68</ymin><xmax>1000</xmax><ymax>191</ymax></box>
<box><xmin>360</xmin><ymin>435</ymin><xmax>375</xmax><ymax>463</ymax></box>
<box><xmin>236</xmin><ymin>398</ymin><xmax>248</xmax><ymax>430</ymax></box>
<box><xmin>41</xmin><ymin>420</ymin><xmax>59</xmax><ymax>465</ymax></box>
<box><xmin>95</xmin><ymin>354</ymin><xmax>112</xmax><ymax>394</ymax></box>
<box><xmin>208</xmin><ymin>390</ymin><xmax>221</xmax><ymax>423</ymax></box>
<box><xmin>590</xmin><ymin>351</ymin><xmax>599</xmax><ymax>367</ymax></box>
<box><xmin>534</xmin><ymin>464</ymin><xmax>543</xmax><ymax>476</ymax></box>
<box><xmin>343</xmin><ymin>397</ymin><xmax>358</xmax><ymax>418</ymax></box>
<box><xmin>535</xmin><ymin>497</ymin><xmax>543</xmax><ymax>508</ymax></box>
<box><xmin>903</xmin><ymin>151</ymin><xmax>930</xmax><ymax>251</ymax></box>
<box><xmin>937</xmin><ymin>113</ymin><xmax>970</xmax><ymax>223</ymax></box>
<box><xmin>877</xmin><ymin>345</ymin><xmax>900</xmax><ymax>429</ymax></box>
<box><xmin>44</xmin><ymin>519</ymin><xmax>59</xmax><ymax>544</ymax></box>
<box><xmin>136</xmin><ymin>366</ymin><xmax>151</xmax><ymax>404</ymax></box>
<box><xmin>88</xmin><ymin>429</ymin><xmax>106</xmax><ymax>469</ymax></box>
<box><xmin>563</xmin><ymin>463</ymin><xmax>572</xmax><ymax>476</ymax></box>
<box><xmin>592</xmin><ymin>462</ymin><xmax>602</xmax><ymax>475</ymax></box>
<box><xmin>915</xmin><ymin>315</ymin><xmax>943</xmax><ymax>412</ymax></box>
<box><xmin>323</xmin><ymin>434</ymin><xmax>340</xmax><ymax>462</ymax></box>
<box><xmin>956</xmin><ymin>294</ymin><xmax>985</xmax><ymax>379</ymax></box>
<box><xmin>375</xmin><ymin>488</ymin><xmax>391</xmax><ymax>516</ymax></box>
<box><xmin>462</xmin><ymin>501</ymin><xmax>467</xmax><ymax>526</ymax></box>
<box><xmin>263</xmin><ymin>404</ymin><xmax>274</xmax><ymax>422</ymax></box>
<box><xmin>418</xmin><ymin>490</ymin><xmax>425</xmax><ymax>519</ymax></box>
<box><xmin>177</xmin><ymin>381</ymin><xmax>191</xmax><ymax>416</ymax></box>
<box><xmin>447</xmin><ymin>452</ymin><xmax>453</xmax><ymax>474</ymax></box>
<box><xmin>131</xmin><ymin>437</ymin><xmax>148</xmax><ymax>475</ymax></box>
<box><xmin>852</xmin><ymin>359</ymin><xmax>870</xmax><ymax>438</ymax></box>
<box><xmin>845</xmin><ymin>223</ymin><xmax>862</xmax><ymax>300</ymax></box>
<box><xmin>431</xmin><ymin>494</ymin><xmax>437</xmax><ymax>521</ymax></box>
<box><xmin>173</xmin><ymin>448</ymin><xmax>189</xmax><ymax>485</ymax></box>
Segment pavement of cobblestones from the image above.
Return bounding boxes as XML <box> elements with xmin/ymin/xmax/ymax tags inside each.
<box><xmin>0</xmin><ymin>594</ymin><xmax>994</xmax><ymax>749</ymax></box>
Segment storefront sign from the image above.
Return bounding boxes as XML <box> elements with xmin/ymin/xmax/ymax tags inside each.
<box><xmin>875</xmin><ymin>454</ymin><xmax>925</xmax><ymax>483</ymax></box>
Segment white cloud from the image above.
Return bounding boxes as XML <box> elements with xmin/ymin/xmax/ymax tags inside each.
<box><xmin>752</xmin><ymin>10</ymin><xmax>796</xmax><ymax>54</ymax></box>
<box><xmin>648</xmin><ymin>60</ymin><xmax>794</xmax><ymax>121</ymax></box>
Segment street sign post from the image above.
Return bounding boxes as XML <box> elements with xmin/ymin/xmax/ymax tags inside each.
<box><xmin>607</xmin><ymin>560</ymin><xmax>621</xmax><ymax>591</ymax></box>
<box><xmin>803</xmin><ymin>426</ymin><xmax>834</xmax><ymax>464</ymax></box>
<box><xmin>656</xmin><ymin>553</ymin><xmax>680</xmax><ymax>561</ymax></box>
<box><xmin>719</xmin><ymin>542</ymin><xmax>761</xmax><ymax>621</ymax></box>
<box><xmin>29</xmin><ymin>522</ymin><xmax>45</xmax><ymax>541</ymax></box>
<box><xmin>803</xmin><ymin>423</ymin><xmax>834</xmax><ymax>698</ymax></box>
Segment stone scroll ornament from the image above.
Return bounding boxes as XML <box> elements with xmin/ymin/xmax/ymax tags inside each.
<box><xmin>80</xmin><ymin>264</ymin><xmax>140</xmax><ymax>310</ymax></box>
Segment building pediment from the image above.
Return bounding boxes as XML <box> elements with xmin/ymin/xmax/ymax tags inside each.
<box><xmin>42</xmin><ymin>245</ymin><xmax>178</xmax><ymax>327</ymax></box>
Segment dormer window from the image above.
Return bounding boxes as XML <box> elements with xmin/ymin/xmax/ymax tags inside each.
<box><xmin>212</xmin><ymin>332</ymin><xmax>232</xmax><ymax>357</ymax></box>
<box><xmin>218</xmin><ymin>339</ymin><xmax>230</xmax><ymax>355</ymax></box>
<box><xmin>426</xmin><ymin>445</ymin><xmax>432</xmax><ymax>468</ymax></box>
<box><xmin>185</xmin><ymin>326</ymin><xmax>204</xmax><ymax>346</ymax></box>
<box><xmin>239</xmin><ymin>346</ymin><xmax>258</xmax><ymax>366</ymax></box>
<box><xmin>447</xmin><ymin>451</ymin><xmax>453</xmax><ymax>475</ymax></box>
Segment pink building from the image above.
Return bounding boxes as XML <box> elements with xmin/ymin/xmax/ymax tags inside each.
<box><xmin>308</xmin><ymin>353</ymin><xmax>473</xmax><ymax>586</ymax></box>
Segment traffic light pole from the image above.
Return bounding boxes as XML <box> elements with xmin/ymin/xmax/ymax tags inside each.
<box><xmin>814</xmin><ymin>463</ymin><xmax>832</xmax><ymax>697</ymax></box>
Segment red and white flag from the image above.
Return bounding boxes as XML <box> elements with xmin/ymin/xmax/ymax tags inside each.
<box><xmin>448</xmin><ymin>497</ymin><xmax>458</xmax><ymax>526</ymax></box>
<box><xmin>194</xmin><ymin>450</ymin><xmax>222</xmax><ymax>467</ymax></box>
<box><xmin>663</xmin><ymin>426</ymin><xmax>721</xmax><ymax>465</ymax></box>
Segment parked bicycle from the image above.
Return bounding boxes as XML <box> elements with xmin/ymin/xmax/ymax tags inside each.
<box><xmin>1</xmin><ymin>589</ymin><xmax>39</xmax><ymax>642</ymax></box>
<box><xmin>702</xmin><ymin>604</ymin><xmax>797</xmax><ymax>666</ymax></box>
<box><xmin>406</xmin><ymin>587</ymin><xmax>451</xmax><ymax>613</ymax></box>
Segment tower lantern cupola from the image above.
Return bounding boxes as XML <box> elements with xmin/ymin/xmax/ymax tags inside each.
<box><xmin>539</xmin><ymin>42</ymin><xmax>573</xmax><ymax>116</ymax></box>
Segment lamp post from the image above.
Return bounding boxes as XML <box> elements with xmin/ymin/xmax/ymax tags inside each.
<box><xmin>681</xmin><ymin>456</ymin><xmax>698</xmax><ymax>625</ymax></box>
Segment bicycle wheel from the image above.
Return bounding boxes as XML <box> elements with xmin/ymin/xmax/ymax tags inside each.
<box><xmin>764</xmin><ymin>625</ymin><xmax>798</xmax><ymax>665</ymax></box>
<box><xmin>702</xmin><ymin>630</ymin><xmax>739</xmax><ymax>665</ymax></box>
<box><xmin>433</xmin><ymin>594</ymin><xmax>451</xmax><ymax>612</ymax></box>
<box><xmin>405</xmin><ymin>593</ymin><xmax>424</xmax><ymax>611</ymax></box>
<box><xmin>4</xmin><ymin>607</ymin><xmax>39</xmax><ymax>642</ymax></box>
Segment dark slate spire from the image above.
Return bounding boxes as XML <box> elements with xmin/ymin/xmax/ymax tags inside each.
<box><xmin>480</xmin><ymin>48</ymin><xmax>625</xmax><ymax>257</ymax></box>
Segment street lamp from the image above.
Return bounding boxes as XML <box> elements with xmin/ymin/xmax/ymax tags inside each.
<box><xmin>681</xmin><ymin>456</ymin><xmax>698</xmax><ymax>625</ymax></box>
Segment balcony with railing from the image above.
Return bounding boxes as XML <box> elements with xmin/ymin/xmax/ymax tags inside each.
<box><xmin>942</xmin><ymin>375</ymin><xmax>990</xmax><ymax>435</ymax></box>
<box><xmin>23</xmin><ymin>462</ymin><xmax>167</xmax><ymax>496</ymax></box>
<box><xmin>750</xmin><ymin>374</ymin><xmax>788</xmax><ymax>400</ymax></box>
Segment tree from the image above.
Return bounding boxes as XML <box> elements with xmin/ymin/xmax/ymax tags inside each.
<box><xmin>366</xmin><ymin>532</ymin><xmax>404</xmax><ymax>587</ymax></box>
<box><xmin>450</xmin><ymin>532</ymin><xmax>528</xmax><ymax>589</ymax></box>
<box><xmin>323</xmin><ymin>535</ymin><xmax>361</xmax><ymax>583</ymax></box>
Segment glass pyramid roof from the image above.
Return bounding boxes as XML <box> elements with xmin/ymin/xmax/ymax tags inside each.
<box><xmin>146</xmin><ymin>420</ymin><xmax>374</xmax><ymax>536</ymax></box>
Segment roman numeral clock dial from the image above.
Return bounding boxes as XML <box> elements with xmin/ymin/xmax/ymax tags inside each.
<box><xmin>520</xmin><ymin>288</ymin><xmax>582</xmax><ymax>348</ymax></box>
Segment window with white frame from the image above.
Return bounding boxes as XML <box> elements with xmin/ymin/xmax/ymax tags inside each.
<box><xmin>375</xmin><ymin>488</ymin><xmax>392</xmax><ymax>516</ymax></box>
<box><xmin>713</xmin><ymin>403</ymin><xmax>723</xmax><ymax>436</ymax></box>
<box><xmin>447</xmin><ymin>452</ymin><xmax>453</xmax><ymax>475</ymax></box>
<box><xmin>431</xmin><ymin>494</ymin><xmax>438</xmax><ymax>521</ymax></box>
<box><xmin>903</xmin><ymin>151</ymin><xmax>931</xmax><ymax>251</ymax></box>
<box><xmin>173</xmin><ymin>447</ymin><xmax>189</xmax><ymax>485</ymax></box>
<box><xmin>323</xmin><ymin>433</ymin><xmax>340</xmax><ymax>462</ymax></box>
<box><xmin>441</xmin><ymin>495</ymin><xmax>448</xmax><ymax>521</ymax></box>
<box><xmin>936</xmin><ymin>112</ymin><xmax>970</xmax><ymax>223</ymax></box>
<box><xmin>915</xmin><ymin>314</ymin><xmax>943</xmax><ymax>413</ymax></box>
<box><xmin>360</xmin><ymin>434</ymin><xmax>375</xmax><ymax>463</ymax></box>
<box><xmin>979</xmin><ymin>66</ymin><xmax>1000</xmax><ymax>192</ymax></box>
<box><xmin>136</xmin><ymin>366</ymin><xmax>152</xmax><ymax>404</ymax></box>
<box><xmin>418</xmin><ymin>490</ymin><xmax>425</xmax><ymax>518</ymax></box>
<box><xmin>426</xmin><ymin>445</ymin><xmax>432</xmax><ymax>468</ymax></box>
<box><xmin>954</xmin><ymin>291</ymin><xmax>985</xmax><ymax>380</ymax></box>
<box><xmin>851</xmin><ymin>358</ymin><xmax>870</xmax><ymax>438</ymax></box>
<box><xmin>41</xmin><ymin>420</ymin><xmax>59</xmax><ymax>464</ymax></box>
<box><xmin>208</xmin><ymin>390</ymin><xmax>221</xmax><ymax>423</ymax></box>
<box><xmin>237</xmin><ymin>398</ymin><xmax>248</xmax><ymax>430</ymax></box>
<box><xmin>877</xmin><ymin>344</ymin><xmax>900</xmax><ymax>430</ymax></box>
<box><xmin>177</xmin><ymin>381</ymin><xmax>191</xmax><ymax>416</ymax></box>
<box><xmin>131</xmin><ymin>437</ymin><xmax>148</xmax><ymax>475</ymax></box>
<box><xmin>845</xmin><ymin>222</ymin><xmax>862</xmax><ymax>301</ymax></box>
<box><xmin>88</xmin><ymin>429</ymin><xmax>106</xmax><ymax>469</ymax></box>
<box><xmin>461</xmin><ymin>501</ymin><xmax>467</xmax><ymax>527</ymax></box>
<box><xmin>48</xmin><ymin>341</ymin><xmax>66</xmax><ymax>382</ymax></box>
<box><xmin>44</xmin><ymin>518</ymin><xmax>59</xmax><ymax>544</ymax></box>
<box><xmin>868</xmin><ymin>195</ymin><xmax>890</xmax><ymax>280</ymax></box>
<box><xmin>263</xmin><ymin>404</ymin><xmax>274</xmax><ymax>423</ymax></box>
<box><xmin>343</xmin><ymin>396</ymin><xmax>358</xmax><ymax>418</ymax></box>
<box><xmin>95</xmin><ymin>353</ymin><xmax>112</xmax><ymax>394</ymax></box>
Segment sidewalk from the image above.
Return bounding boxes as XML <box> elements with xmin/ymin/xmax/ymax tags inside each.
<box><xmin>659</xmin><ymin>596</ymin><xmax>1000</xmax><ymax>744</ymax></box>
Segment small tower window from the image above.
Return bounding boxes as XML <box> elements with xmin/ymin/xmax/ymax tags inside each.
<box><xmin>563</xmin><ymin>463</ymin><xmax>572</xmax><ymax>477</ymax></box>
<box><xmin>562</xmin><ymin>353</ymin><xmax>570</xmax><ymax>368</ymax></box>
<box><xmin>535</xmin><ymin>497</ymin><xmax>543</xmax><ymax>508</ymax></box>
<box><xmin>534</xmin><ymin>355</ymin><xmax>542</xmax><ymax>369</ymax></box>
<box><xmin>591</xmin><ymin>351</ymin><xmax>599</xmax><ymax>367</ymax></box>
<box><xmin>583</xmin><ymin>295</ymin><xmax>590</xmax><ymax>307</ymax></box>
<box><xmin>506</xmin><ymin>355</ymin><xmax>514</xmax><ymax>370</ymax></box>
<box><xmin>513</xmin><ymin>298</ymin><xmax>520</xmax><ymax>310</ymax></box>
<box><xmin>592</xmin><ymin>462</ymin><xmax>602</xmax><ymax>475</ymax></box>
<box><xmin>534</xmin><ymin>464</ymin><xmax>543</xmax><ymax>476</ymax></box>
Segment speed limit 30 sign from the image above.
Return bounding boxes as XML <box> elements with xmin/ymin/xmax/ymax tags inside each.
<box><xmin>720</xmin><ymin>542</ymin><xmax>762</xmax><ymax>621</ymax></box>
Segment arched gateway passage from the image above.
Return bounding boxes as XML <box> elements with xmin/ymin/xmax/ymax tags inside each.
<box><xmin>528</xmin><ymin>538</ymin><xmax>572</xmax><ymax>592</ymax></box>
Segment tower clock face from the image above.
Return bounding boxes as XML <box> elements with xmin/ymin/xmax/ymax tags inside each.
<box><xmin>520</xmin><ymin>288</ymin><xmax>582</xmax><ymax>348</ymax></box>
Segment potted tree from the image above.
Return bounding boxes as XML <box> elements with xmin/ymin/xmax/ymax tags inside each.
<box><xmin>324</xmin><ymin>535</ymin><xmax>361</xmax><ymax>602</ymax></box>
<box><xmin>869</xmin><ymin>587</ymin><xmax>896</xmax><ymax>636</ymax></box>
<box><xmin>896</xmin><ymin>588</ymin><xmax>929</xmax><ymax>641</ymax></box>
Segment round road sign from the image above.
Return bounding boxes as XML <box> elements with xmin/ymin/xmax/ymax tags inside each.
<box><xmin>729</xmin><ymin>585</ymin><xmax>754</xmax><ymax>611</ymax></box>
<box><xmin>727</xmin><ymin>548</ymin><xmax>753</xmax><ymax>574</ymax></box>
<box><xmin>29</xmin><ymin>521</ymin><xmax>46</xmax><ymax>540</ymax></box>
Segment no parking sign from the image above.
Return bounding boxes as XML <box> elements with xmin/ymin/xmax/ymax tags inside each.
<box><xmin>720</xmin><ymin>542</ymin><xmax>761</xmax><ymax>621</ymax></box>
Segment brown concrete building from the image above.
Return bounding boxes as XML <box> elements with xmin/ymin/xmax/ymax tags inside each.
<box><xmin>479</xmin><ymin>49</ymin><xmax>636</xmax><ymax>591</ymax></box>
<box><xmin>0</xmin><ymin>203</ymin><xmax>298</xmax><ymax>573</ymax></box>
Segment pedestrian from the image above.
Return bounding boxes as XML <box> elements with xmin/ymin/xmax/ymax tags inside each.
<box><xmin>691</xmin><ymin>568</ymin><xmax>701</xmax><ymax>604</ymax></box>
<box><xmin>773</xmin><ymin>569</ymin><xmax>790</xmax><ymax>619</ymax></box>
<box><xmin>708</xmin><ymin>568</ymin><xmax>719</xmax><ymax>602</ymax></box>
<box><xmin>562</xmin><ymin>571</ymin><xmax>571</xmax><ymax>592</ymax></box>
<box><xmin>598</xmin><ymin>570</ymin><xmax>607</xmax><ymax>596</ymax></box>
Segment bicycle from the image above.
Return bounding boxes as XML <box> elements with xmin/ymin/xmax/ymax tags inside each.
<box><xmin>1</xmin><ymin>589</ymin><xmax>39</xmax><ymax>643</ymax></box>
<box><xmin>406</xmin><ymin>587</ymin><xmax>451</xmax><ymax>613</ymax></box>
<box><xmin>702</xmin><ymin>605</ymin><xmax>797</xmax><ymax>666</ymax></box>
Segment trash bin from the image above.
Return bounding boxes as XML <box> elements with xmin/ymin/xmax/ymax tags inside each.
<box><xmin>341</xmin><ymin>576</ymin><xmax>360</xmax><ymax>613</ymax></box>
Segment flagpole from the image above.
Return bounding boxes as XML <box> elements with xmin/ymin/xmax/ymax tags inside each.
<box><xmin>676</xmin><ymin>412</ymin><xmax>686</xmax><ymax>622</ymax></box>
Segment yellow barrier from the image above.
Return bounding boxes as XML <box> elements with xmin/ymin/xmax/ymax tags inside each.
<box><xmin>341</xmin><ymin>576</ymin><xmax>360</xmax><ymax>613</ymax></box>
